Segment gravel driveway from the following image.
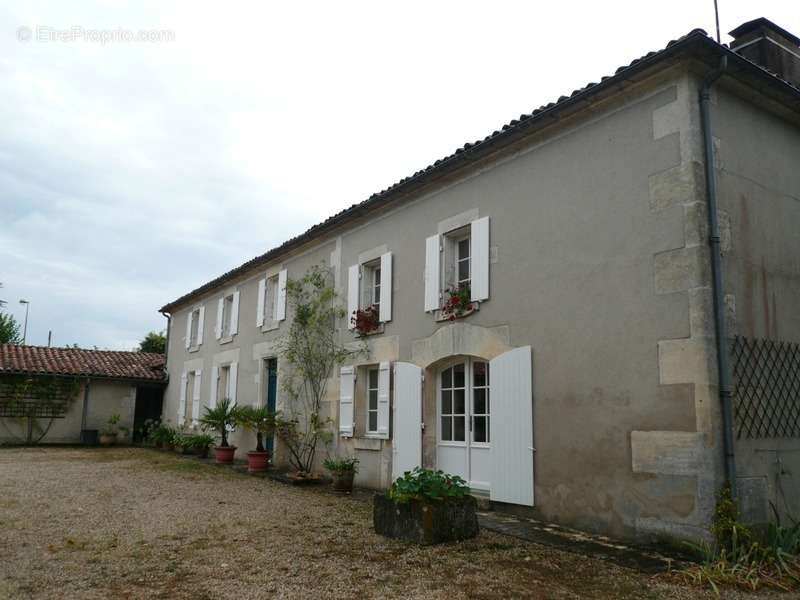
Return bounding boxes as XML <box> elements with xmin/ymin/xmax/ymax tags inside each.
<box><xmin>0</xmin><ymin>447</ymin><xmax>779</xmax><ymax>599</ymax></box>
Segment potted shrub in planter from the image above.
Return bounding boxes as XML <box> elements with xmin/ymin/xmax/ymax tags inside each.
<box><xmin>190</xmin><ymin>433</ymin><xmax>215</xmax><ymax>459</ymax></box>
<box><xmin>374</xmin><ymin>467</ymin><xmax>479</xmax><ymax>545</ymax></box>
<box><xmin>172</xmin><ymin>432</ymin><xmax>194</xmax><ymax>454</ymax></box>
<box><xmin>199</xmin><ymin>398</ymin><xmax>238</xmax><ymax>464</ymax></box>
<box><xmin>149</xmin><ymin>421</ymin><xmax>176</xmax><ymax>449</ymax></box>
<box><xmin>99</xmin><ymin>414</ymin><xmax>121</xmax><ymax>446</ymax></box>
<box><xmin>235</xmin><ymin>405</ymin><xmax>277</xmax><ymax>473</ymax></box>
<box><xmin>323</xmin><ymin>456</ymin><xmax>359</xmax><ymax>492</ymax></box>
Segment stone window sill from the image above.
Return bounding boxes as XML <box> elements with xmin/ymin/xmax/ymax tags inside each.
<box><xmin>261</xmin><ymin>322</ymin><xmax>280</xmax><ymax>334</ymax></box>
<box><xmin>354</xmin><ymin>323</ymin><xmax>385</xmax><ymax>338</ymax></box>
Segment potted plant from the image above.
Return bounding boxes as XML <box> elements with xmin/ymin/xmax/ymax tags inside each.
<box><xmin>235</xmin><ymin>405</ymin><xmax>277</xmax><ymax>473</ymax></box>
<box><xmin>441</xmin><ymin>284</ymin><xmax>474</xmax><ymax>320</ymax></box>
<box><xmin>199</xmin><ymin>398</ymin><xmax>238</xmax><ymax>464</ymax></box>
<box><xmin>351</xmin><ymin>305</ymin><xmax>380</xmax><ymax>335</ymax></box>
<box><xmin>149</xmin><ymin>422</ymin><xmax>176</xmax><ymax>449</ymax></box>
<box><xmin>190</xmin><ymin>433</ymin><xmax>215</xmax><ymax>459</ymax></box>
<box><xmin>172</xmin><ymin>432</ymin><xmax>194</xmax><ymax>454</ymax></box>
<box><xmin>323</xmin><ymin>456</ymin><xmax>359</xmax><ymax>492</ymax></box>
<box><xmin>374</xmin><ymin>467</ymin><xmax>479</xmax><ymax>544</ymax></box>
<box><xmin>99</xmin><ymin>414</ymin><xmax>121</xmax><ymax>446</ymax></box>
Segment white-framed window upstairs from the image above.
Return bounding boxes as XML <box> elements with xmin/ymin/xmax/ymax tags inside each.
<box><xmin>257</xmin><ymin>270</ymin><xmax>287</xmax><ymax>329</ymax></box>
<box><xmin>347</xmin><ymin>252</ymin><xmax>393</xmax><ymax>329</ymax></box>
<box><xmin>185</xmin><ymin>306</ymin><xmax>205</xmax><ymax>349</ymax></box>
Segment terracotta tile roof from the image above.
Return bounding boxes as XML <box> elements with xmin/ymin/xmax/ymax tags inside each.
<box><xmin>160</xmin><ymin>27</ymin><xmax>800</xmax><ymax>313</ymax></box>
<box><xmin>0</xmin><ymin>344</ymin><xmax>166</xmax><ymax>382</ymax></box>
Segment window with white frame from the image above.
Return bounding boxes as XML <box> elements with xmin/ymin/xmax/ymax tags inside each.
<box><xmin>264</xmin><ymin>274</ymin><xmax>278</xmax><ymax>325</ymax></box>
<box><xmin>189</xmin><ymin>309</ymin><xmax>200</xmax><ymax>346</ymax></box>
<box><xmin>222</xmin><ymin>294</ymin><xmax>234</xmax><ymax>336</ymax></box>
<box><xmin>366</xmin><ymin>366</ymin><xmax>379</xmax><ymax>434</ymax></box>
<box><xmin>257</xmin><ymin>270</ymin><xmax>287</xmax><ymax>330</ymax></box>
<box><xmin>446</xmin><ymin>228</ymin><xmax>471</xmax><ymax>292</ymax></box>
<box><xmin>360</xmin><ymin>260</ymin><xmax>381</xmax><ymax>312</ymax></box>
<box><xmin>347</xmin><ymin>253</ymin><xmax>393</xmax><ymax>330</ymax></box>
<box><xmin>218</xmin><ymin>365</ymin><xmax>231</xmax><ymax>402</ymax></box>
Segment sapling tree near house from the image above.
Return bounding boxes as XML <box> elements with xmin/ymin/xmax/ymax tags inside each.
<box><xmin>276</xmin><ymin>265</ymin><xmax>361</xmax><ymax>475</ymax></box>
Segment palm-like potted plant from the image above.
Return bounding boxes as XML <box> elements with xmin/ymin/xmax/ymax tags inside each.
<box><xmin>323</xmin><ymin>455</ymin><xmax>359</xmax><ymax>492</ymax></box>
<box><xmin>199</xmin><ymin>398</ymin><xmax>238</xmax><ymax>464</ymax></box>
<box><xmin>235</xmin><ymin>405</ymin><xmax>277</xmax><ymax>473</ymax></box>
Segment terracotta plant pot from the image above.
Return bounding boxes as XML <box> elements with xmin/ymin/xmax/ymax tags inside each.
<box><xmin>98</xmin><ymin>434</ymin><xmax>116</xmax><ymax>447</ymax></box>
<box><xmin>331</xmin><ymin>470</ymin><xmax>355</xmax><ymax>492</ymax></box>
<box><xmin>214</xmin><ymin>445</ymin><xmax>236</xmax><ymax>464</ymax></box>
<box><xmin>246</xmin><ymin>451</ymin><xmax>270</xmax><ymax>473</ymax></box>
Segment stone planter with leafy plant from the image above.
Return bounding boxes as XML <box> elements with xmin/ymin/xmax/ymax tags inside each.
<box><xmin>374</xmin><ymin>467</ymin><xmax>479</xmax><ymax>544</ymax></box>
<box><xmin>199</xmin><ymin>398</ymin><xmax>238</xmax><ymax>464</ymax></box>
<box><xmin>99</xmin><ymin>414</ymin><xmax>121</xmax><ymax>446</ymax></box>
<box><xmin>235</xmin><ymin>405</ymin><xmax>277</xmax><ymax>473</ymax></box>
<box><xmin>149</xmin><ymin>421</ymin><xmax>176</xmax><ymax>449</ymax></box>
<box><xmin>323</xmin><ymin>456</ymin><xmax>359</xmax><ymax>492</ymax></box>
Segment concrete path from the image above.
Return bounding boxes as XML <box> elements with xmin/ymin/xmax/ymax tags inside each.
<box><xmin>478</xmin><ymin>511</ymin><xmax>695</xmax><ymax>574</ymax></box>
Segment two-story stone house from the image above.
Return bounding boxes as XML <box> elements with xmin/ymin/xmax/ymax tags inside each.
<box><xmin>159</xmin><ymin>19</ymin><xmax>800</xmax><ymax>542</ymax></box>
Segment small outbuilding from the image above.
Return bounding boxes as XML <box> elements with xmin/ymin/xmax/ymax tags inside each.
<box><xmin>0</xmin><ymin>344</ymin><xmax>166</xmax><ymax>445</ymax></box>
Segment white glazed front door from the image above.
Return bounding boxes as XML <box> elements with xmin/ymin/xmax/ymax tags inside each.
<box><xmin>436</xmin><ymin>358</ymin><xmax>491</xmax><ymax>493</ymax></box>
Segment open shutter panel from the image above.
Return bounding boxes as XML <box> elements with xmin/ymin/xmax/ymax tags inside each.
<box><xmin>178</xmin><ymin>372</ymin><xmax>187</xmax><ymax>424</ymax></box>
<box><xmin>215</xmin><ymin>298</ymin><xmax>224</xmax><ymax>339</ymax></box>
<box><xmin>489</xmin><ymin>345</ymin><xmax>534</xmax><ymax>506</ymax></box>
<box><xmin>228</xmin><ymin>362</ymin><xmax>238</xmax><ymax>406</ymax></box>
<box><xmin>339</xmin><ymin>366</ymin><xmax>355</xmax><ymax>437</ymax></box>
<box><xmin>347</xmin><ymin>264</ymin><xmax>359</xmax><ymax>329</ymax></box>
<box><xmin>230</xmin><ymin>291</ymin><xmax>240</xmax><ymax>335</ymax></box>
<box><xmin>471</xmin><ymin>216</ymin><xmax>490</xmax><ymax>302</ymax></box>
<box><xmin>424</xmin><ymin>234</ymin><xmax>440</xmax><ymax>312</ymax></box>
<box><xmin>197</xmin><ymin>306</ymin><xmax>205</xmax><ymax>345</ymax></box>
<box><xmin>392</xmin><ymin>362</ymin><xmax>422</xmax><ymax>481</ymax></box>
<box><xmin>377</xmin><ymin>361</ymin><xmax>391</xmax><ymax>438</ymax></box>
<box><xmin>379</xmin><ymin>252</ymin><xmax>392</xmax><ymax>322</ymax></box>
<box><xmin>256</xmin><ymin>278</ymin><xmax>266</xmax><ymax>327</ymax></box>
<box><xmin>209</xmin><ymin>366</ymin><xmax>219</xmax><ymax>408</ymax></box>
<box><xmin>192</xmin><ymin>370</ymin><xmax>202</xmax><ymax>422</ymax></box>
<box><xmin>276</xmin><ymin>269</ymin><xmax>287</xmax><ymax>321</ymax></box>
<box><xmin>184</xmin><ymin>313</ymin><xmax>192</xmax><ymax>349</ymax></box>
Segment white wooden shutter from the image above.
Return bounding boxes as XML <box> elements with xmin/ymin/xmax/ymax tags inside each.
<box><xmin>377</xmin><ymin>361</ymin><xmax>391</xmax><ymax>439</ymax></box>
<box><xmin>184</xmin><ymin>313</ymin><xmax>192</xmax><ymax>349</ymax></box>
<box><xmin>392</xmin><ymin>362</ymin><xmax>422</xmax><ymax>480</ymax></box>
<box><xmin>471</xmin><ymin>216</ymin><xmax>490</xmax><ymax>302</ymax></box>
<box><xmin>424</xmin><ymin>234</ymin><xmax>440</xmax><ymax>312</ymax></box>
<box><xmin>209</xmin><ymin>365</ymin><xmax>219</xmax><ymax>408</ymax></box>
<box><xmin>339</xmin><ymin>366</ymin><xmax>355</xmax><ymax>437</ymax></box>
<box><xmin>215</xmin><ymin>297</ymin><xmax>224</xmax><ymax>339</ymax></box>
<box><xmin>178</xmin><ymin>372</ymin><xmax>187</xmax><ymax>424</ymax></box>
<box><xmin>192</xmin><ymin>369</ymin><xmax>202</xmax><ymax>422</ymax></box>
<box><xmin>489</xmin><ymin>345</ymin><xmax>534</xmax><ymax>506</ymax></box>
<box><xmin>276</xmin><ymin>269</ymin><xmax>287</xmax><ymax>321</ymax></box>
<box><xmin>230</xmin><ymin>290</ymin><xmax>240</xmax><ymax>335</ymax></box>
<box><xmin>228</xmin><ymin>362</ymin><xmax>238</xmax><ymax>405</ymax></box>
<box><xmin>197</xmin><ymin>306</ymin><xmax>205</xmax><ymax>345</ymax></box>
<box><xmin>379</xmin><ymin>252</ymin><xmax>392</xmax><ymax>322</ymax></box>
<box><xmin>347</xmin><ymin>264</ymin><xmax>359</xmax><ymax>329</ymax></box>
<box><xmin>256</xmin><ymin>278</ymin><xmax>266</xmax><ymax>327</ymax></box>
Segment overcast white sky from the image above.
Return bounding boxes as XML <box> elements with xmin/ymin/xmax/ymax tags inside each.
<box><xmin>1</xmin><ymin>1</ymin><xmax>797</xmax><ymax>350</ymax></box>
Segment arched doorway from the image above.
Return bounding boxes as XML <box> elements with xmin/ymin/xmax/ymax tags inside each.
<box><xmin>436</xmin><ymin>357</ymin><xmax>491</xmax><ymax>493</ymax></box>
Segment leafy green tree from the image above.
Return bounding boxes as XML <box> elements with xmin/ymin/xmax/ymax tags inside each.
<box><xmin>276</xmin><ymin>264</ymin><xmax>362</xmax><ymax>474</ymax></box>
<box><xmin>138</xmin><ymin>330</ymin><xmax>166</xmax><ymax>353</ymax></box>
<box><xmin>0</xmin><ymin>312</ymin><xmax>22</xmax><ymax>344</ymax></box>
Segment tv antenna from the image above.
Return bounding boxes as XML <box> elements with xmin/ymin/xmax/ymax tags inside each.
<box><xmin>713</xmin><ymin>0</ymin><xmax>721</xmax><ymax>43</ymax></box>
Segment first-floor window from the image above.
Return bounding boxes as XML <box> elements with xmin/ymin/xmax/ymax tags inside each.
<box><xmin>366</xmin><ymin>366</ymin><xmax>379</xmax><ymax>433</ymax></box>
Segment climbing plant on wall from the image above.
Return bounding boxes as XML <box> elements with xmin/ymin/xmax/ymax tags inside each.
<box><xmin>0</xmin><ymin>375</ymin><xmax>80</xmax><ymax>444</ymax></box>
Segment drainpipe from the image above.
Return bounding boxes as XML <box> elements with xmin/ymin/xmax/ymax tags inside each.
<box><xmin>160</xmin><ymin>311</ymin><xmax>171</xmax><ymax>373</ymax></box>
<box><xmin>699</xmin><ymin>55</ymin><xmax>737</xmax><ymax>496</ymax></box>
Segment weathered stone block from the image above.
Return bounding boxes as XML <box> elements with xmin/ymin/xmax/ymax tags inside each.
<box><xmin>648</xmin><ymin>162</ymin><xmax>705</xmax><ymax>212</ymax></box>
<box><xmin>654</xmin><ymin>246</ymin><xmax>710</xmax><ymax>294</ymax></box>
<box><xmin>658</xmin><ymin>338</ymin><xmax>715</xmax><ymax>385</ymax></box>
<box><xmin>631</xmin><ymin>430</ymin><xmax>703</xmax><ymax>476</ymax></box>
<box><xmin>373</xmin><ymin>493</ymin><xmax>479</xmax><ymax>544</ymax></box>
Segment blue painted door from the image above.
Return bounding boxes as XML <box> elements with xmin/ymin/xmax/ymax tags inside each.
<box><xmin>265</xmin><ymin>358</ymin><xmax>278</xmax><ymax>454</ymax></box>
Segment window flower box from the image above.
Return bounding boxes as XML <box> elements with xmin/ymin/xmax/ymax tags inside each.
<box><xmin>440</xmin><ymin>284</ymin><xmax>476</xmax><ymax>321</ymax></box>
<box><xmin>351</xmin><ymin>305</ymin><xmax>382</xmax><ymax>336</ymax></box>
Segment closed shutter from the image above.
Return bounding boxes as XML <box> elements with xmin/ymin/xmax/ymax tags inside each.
<box><xmin>392</xmin><ymin>362</ymin><xmax>422</xmax><ymax>480</ymax></box>
<box><xmin>215</xmin><ymin>297</ymin><xmax>224</xmax><ymax>339</ymax></box>
<box><xmin>424</xmin><ymin>235</ymin><xmax>440</xmax><ymax>312</ymax></box>
<box><xmin>339</xmin><ymin>366</ymin><xmax>355</xmax><ymax>437</ymax></box>
<box><xmin>192</xmin><ymin>369</ymin><xmax>202</xmax><ymax>423</ymax></box>
<box><xmin>276</xmin><ymin>269</ymin><xmax>288</xmax><ymax>321</ymax></box>
<box><xmin>471</xmin><ymin>216</ymin><xmax>490</xmax><ymax>302</ymax></box>
<box><xmin>197</xmin><ymin>306</ymin><xmax>205</xmax><ymax>345</ymax></box>
<box><xmin>379</xmin><ymin>252</ymin><xmax>392</xmax><ymax>323</ymax></box>
<box><xmin>347</xmin><ymin>264</ymin><xmax>359</xmax><ymax>329</ymax></box>
<box><xmin>184</xmin><ymin>313</ymin><xmax>192</xmax><ymax>349</ymax></box>
<box><xmin>489</xmin><ymin>346</ymin><xmax>534</xmax><ymax>506</ymax></box>
<box><xmin>230</xmin><ymin>291</ymin><xmax>240</xmax><ymax>335</ymax></box>
<box><xmin>377</xmin><ymin>361</ymin><xmax>391</xmax><ymax>439</ymax></box>
<box><xmin>209</xmin><ymin>365</ymin><xmax>219</xmax><ymax>408</ymax></box>
<box><xmin>228</xmin><ymin>362</ymin><xmax>238</xmax><ymax>405</ymax></box>
<box><xmin>178</xmin><ymin>372</ymin><xmax>188</xmax><ymax>424</ymax></box>
<box><xmin>256</xmin><ymin>278</ymin><xmax>266</xmax><ymax>327</ymax></box>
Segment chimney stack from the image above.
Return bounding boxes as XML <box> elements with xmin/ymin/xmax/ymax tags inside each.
<box><xmin>729</xmin><ymin>18</ymin><xmax>800</xmax><ymax>88</ymax></box>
